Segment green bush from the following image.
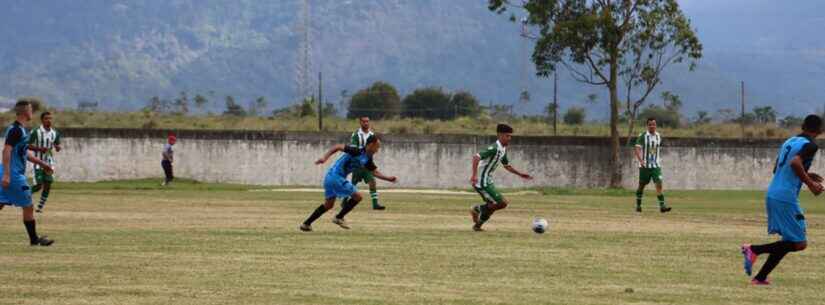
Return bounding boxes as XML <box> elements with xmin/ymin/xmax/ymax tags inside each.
<box><xmin>563</xmin><ymin>107</ymin><xmax>586</xmax><ymax>125</ymax></box>
<box><xmin>348</xmin><ymin>81</ymin><xmax>402</xmax><ymax>119</ymax></box>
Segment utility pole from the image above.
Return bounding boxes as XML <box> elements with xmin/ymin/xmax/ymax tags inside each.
<box><xmin>553</xmin><ymin>70</ymin><xmax>558</xmax><ymax>136</ymax></box>
<box><xmin>318</xmin><ymin>71</ymin><xmax>323</xmax><ymax>131</ymax></box>
<box><xmin>740</xmin><ymin>81</ymin><xmax>745</xmax><ymax>138</ymax></box>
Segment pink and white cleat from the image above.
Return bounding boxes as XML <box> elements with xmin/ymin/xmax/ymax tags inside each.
<box><xmin>751</xmin><ymin>278</ymin><xmax>770</xmax><ymax>286</ymax></box>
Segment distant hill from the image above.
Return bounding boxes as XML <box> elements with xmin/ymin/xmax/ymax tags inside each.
<box><xmin>0</xmin><ymin>0</ymin><xmax>822</xmax><ymax>118</ymax></box>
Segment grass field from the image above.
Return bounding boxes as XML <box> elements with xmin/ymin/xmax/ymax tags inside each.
<box><xmin>2</xmin><ymin>180</ymin><xmax>824</xmax><ymax>305</ymax></box>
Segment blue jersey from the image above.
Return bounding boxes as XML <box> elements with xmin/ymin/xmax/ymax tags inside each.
<box><xmin>767</xmin><ymin>135</ymin><xmax>819</xmax><ymax>203</ymax></box>
<box><xmin>326</xmin><ymin>145</ymin><xmax>376</xmax><ymax>179</ymax></box>
<box><xmin>0</xmin><ymin>121</ymin><xmax>29</xmax><ymax>179</ymax></box>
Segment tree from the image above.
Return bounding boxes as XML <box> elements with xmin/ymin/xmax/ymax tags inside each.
<box><xmin>489</xmin><ymin>0</ymin><xmax>702</xmax><ymax>188</ymax></box>
<box><xmin>694</xmin><ymin>110</ymin><xmax>711</xmax><ymax>125</ymax></box>
<box><xmin>348</xmin><ymin>81</ymin><xmax>402</xmax><ymax>119</ymax></box>
<box><xmin>545</xmin><ymin>102</ymin><xmax>559</xmax><ymax>125</ymax></box>
<box><xmin>17</xmin><ymin>96</ymin><xmax>47</xmax><ymax>113</ymax></box>
<box><xmin>145</xmin><ymin>96</ymin><xmax>170</xmax><ymax>113</ymax></box>
<box><xmin>194</xmin><ymin>94</ymin><xmax>208</xmax><ymax>112</ymax></box>
<box><xmin>450</xmin><ymin>91</ymin><xmax>482</xmax><ymax>118</ymax></box>
<box><xmin>173</xmin><ymin>91</ymin><xmax>189</xmax><ymax>114</ymax></box>
<box><xmin>248</xmin><ymin>96</ymin><xmax>267</xmax><ymax>116</ymax></box>
<box><xmin>402</xmin><ymin>87</ymin><xmax>453</xmax><ymax>120</ymax></box>
<box><xmin>780</xmin><ymin>115</ymin><xmax>803</xmax><ymax>128</ymax></box>
<box><xmin>753</xmin><ymin>106</ymin><xmax>777</xmax><ymax>124</ymax></box>
<box><xmin>563</xmin><ymin>106</ymin><xmax>586</xmax><ymax>125</ymax></box>
<box><xmin>223</xmin><ymin>96</ymin><xmax>246</xmax><ymax>116</ymax></box>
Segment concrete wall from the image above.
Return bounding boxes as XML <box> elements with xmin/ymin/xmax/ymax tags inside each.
<box><xmin>39</xmin><ymin>129</ymin><xmax>825</xmax><ymax>190</ymax></box>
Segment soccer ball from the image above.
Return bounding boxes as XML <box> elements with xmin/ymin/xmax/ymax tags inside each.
<box><xmin>532</xmin><ymin>217</ymin><xmax>549</xmax><ymax>234</ymax></box>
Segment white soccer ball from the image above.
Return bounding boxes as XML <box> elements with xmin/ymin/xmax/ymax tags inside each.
<box><xmin>532</xmin><ymin>217</ymin><xmax>549</xmax><ymax>234</ymax></box>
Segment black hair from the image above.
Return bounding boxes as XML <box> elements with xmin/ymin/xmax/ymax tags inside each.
<box><xmin>646</xmin><ymin>117</ymin><xmax>656</xmax><ymax>123</ymax></box>
<box><xmin>496</xmin><ymin>124</ymin><xmax>513</xmax><ymax>134</ymax></box>
<box><xmin>802</xmin><ymin>114</ymin><xmax>823</xmax><ymax>132</ymax></box>
<box><xmin>365</xmin><ymin>134</ymin><xmax>380</xmax><ymax>145</ymax></box>
<box><xmin>14</xmin><ymin>100</ymin><xmax>30</xmax><ymax>114</ymax></box>
<box><xmin>41</xmin><ymin>111</ymin><xmax>52</xmax><ymax>120</ymax></box>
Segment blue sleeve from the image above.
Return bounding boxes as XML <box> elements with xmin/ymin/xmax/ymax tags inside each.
<box><xmin>4</xmin><ymin>127</ymin><xmax>21</xmax><ymax>146</ymax></box>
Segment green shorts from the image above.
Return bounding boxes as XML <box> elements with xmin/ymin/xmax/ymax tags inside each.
<box><xmin>352</xmin><ymin>168</ymin><xmax>375</xmax><ymax>185</ymax></box>
<box><xmin>639</xmin><ymin>167</ymin><xmax>663</xmax><ymax>185</ymax></box>
<box><xmin>474</xmin><ymin>183</ymin><xmax>505</xmax><ymax>204</ymax></box>
<box><xmin>34</xmin><ymin>168</ymin><xmax>54</xmax><ymax>184</ymax></box>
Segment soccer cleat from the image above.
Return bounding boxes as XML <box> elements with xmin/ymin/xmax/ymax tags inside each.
<box><xmin>372</xmin><ymin>204</ymin><xmax>386</xmax><ymax>210</ymax></box>
<box><xmin>635</xmin><ymin>205</ymin><xmax>642</xmax><ymax>213</ymax></box>
<box><xmin>332</xmin><ymin>217</ymin><xmax>350</xmax><ymax>229</ymax></box>
<box><xmin>751</xmin><ymin>278</ymin><xmax>770</xmax><ymax>286</ymax></box>
<box><xmin>741</xmin><ymin>244</ymin><xmax>758</xmax><ymax>276</ymax></box>
<box><xmin>470</xmin><ymin>205</ymin><xmax>481</xmax><ymax>225</ymax></box>
<box><xmin>31</xmin><ymin>236</ymin><xmax>54</xmax><ymax>246</ymax></box>
<box><xmin>472</xmin><ymin>223</ymin><xmax>484</xmax><ymax>232</ymax></box>
<box><xmin>35</xmin><ymin>208</ymin><xmax>42</xmax><ymax>213</ymax></box>
<box><xmin>660</xmin><ymin>206</ymin><xmax>672</xmax><ymax>213</ymax></box>
<box><xmin>299</xmin><ymin>224</ymin><xmax>312</xmax><ymax>232</ymax></box>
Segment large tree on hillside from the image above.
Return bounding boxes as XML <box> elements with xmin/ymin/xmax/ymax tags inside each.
<box><xmin>488</xmin><ymin>0</ymin><xmax>702</xmax><ymax>188</ymax></box>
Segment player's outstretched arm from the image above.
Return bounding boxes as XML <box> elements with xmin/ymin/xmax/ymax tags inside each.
<box><xmin>791</xmin><ymin>156</ymin><xmax>824</xmax><ymax>195</ymax></box>
<box><xmin>504</xmin><ymin>165</ymin><xmax>533</xmax><ymax>180</ymax></box>
<box><xmin>315</xmin><ymin>144</ymin><xmax>346</xmax><ymax>165</ymax></box>
<box><xmin>27</xmin><ymin>145</ymin><xmax>47</xmax><ymax>153</ymax></box>
<box><xmin>27</xmin><ymin>150</ymin><xmax>53</xmax><ymax>174</ymax></box>
<box><xmin>372</xmin><ymin>170</ymin><xmax>397</xmax><ymax>183</ymax></box>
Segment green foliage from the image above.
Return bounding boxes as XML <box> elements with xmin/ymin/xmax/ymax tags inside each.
<box><xmin>563</xmin><ymin>107</ymin><xmax>586</xmax><ymax>125</ymax></box>
<box><xmin>348</xmin><ymin>81</ymin><xmax>402</xmax><ymax>119</ymax></box>
<box><xmin>223</xmin><ymin>96</ymin><xmax>246</xmax><ymax>116</ymax></box>
<box><xmin>639</xmin><ymin>105</ymin><xmax>680</xmax><ymax>128</ymax></box>
<box><xmin>173</xmin><ymin>91</ymin><xmax>189</xmax><ymax>115</ymax></box>
<box><xmin>780</xmin><ymin>115</ymin><xmax>804</xmax><ymax>128</ymax></box>
<box><xmin>402</xmin><ymin>87</ymin><xmax>453</xmax><ymax>120</ymax></box>
<box><xmin>194</xmin><ymin>94</ymin><xmax>208</xmax><ymax>111</ymax></box>
<box><xmin>17</xmin><ymin>96</ymin><xmax>47</xmax><ymax>113</ymax></box>
<box><xmin>753</xmin><ymin>106</ymin><xmax>777</xmax><ymax>124</ymax></box>
<box><xmin>247</xmin><ymin>97</ymin><xmax>267</xmax><ymax>116</ymax></box>
<box><xmin>694</xmin><ymin>111</ymin><xmax>711</xmax><ymax>125</ymax></box>
<box><xmin>450</xmin><ymin>91</ymin><xmax>482</xmax><ymax>118</ymax></box>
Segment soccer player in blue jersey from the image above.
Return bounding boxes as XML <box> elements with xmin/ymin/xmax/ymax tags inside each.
<box><xmin>0</xmin><ymin>100</ymin><xmax>56</xmax><ymax>246</ymax></box>
<box><xmin>741</xmin><ymin>114</ymin><xmax>824</xmax><ymax>285</ymax></box>
<box><xmin>300</xmin><ymin>135</ymin><xmax>397</xmax><ymax>231</ymax></box>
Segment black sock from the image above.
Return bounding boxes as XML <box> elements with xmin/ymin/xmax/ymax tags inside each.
<box><xmin>303</xmin><ymin>205</ymin><xmax>328</xmax><ymax>226</ymax></box>
<box><xmin>24</xmin><ymin>220</ymin><xmax>38</xmax><ymax>244</ymax></box>
<box><xmin>336</xmin><ymin>198</ymin><xmax>360</xmax><ymax>219</ymax></box>
<box><xmin>751</xmin><ymin>241</ymin><xmax>794</xmax><ymax>255</ymax></box>
<box><xmin>480</xmin><ymin>203</ymin><xmax>495</xmax><ymax>221</ymax></box>
<box><xmin>754</xmin><ymin>251</ymin><xmax>789</xmax><ymax>281</ymax></box>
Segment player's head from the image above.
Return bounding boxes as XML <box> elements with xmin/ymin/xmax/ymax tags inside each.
<box><xmin>41</xmin><ymin>111</ymin><xmax>53</xmax><ymax>128</ymax></box>
<box><xmin>168</xmin><ymin>133</ymin><xmax>177</xmax><ymax>145</ymax></box>
<box><xmin>364</xmin><ymin>134</ymin><xmax>381</xmax><ymax>155</ymax></box>
<box><xmin>359</xmin><ymin>116</ymin><xmax>370</xmax><ymax>131</ymax></box>
<box><xmin>496</xmin><ymin>124</ymin><xmax>513</xmax><ymax>146</ymax></box>
<box><xmin>802</xmin><ymin>114</ymin><xmax>823</xmax><ymax>137</ymax></box>
<box><xmin>646</xmin><ymin>117</ymin><xmax>657</xmax><ymax>132</ymax></box>
<box><xmin>13</xmin><ymin>100</ymin><xmax>33</xmax><ymax>122</ymax></box>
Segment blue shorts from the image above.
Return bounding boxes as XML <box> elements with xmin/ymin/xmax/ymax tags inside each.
<box><xmin>766</xmin><ymin>197</ymin><xmax>806</xmax><ymax>242</ymax></box>
<box><xmin>324</xmin><ymin>175</ymin><xmax>357</xmax><ymax>199</ymax></box>
<box><xmin>0</xmin><ymin>177</ymin><xmax>32</xmax><ymax>208</ymax></box>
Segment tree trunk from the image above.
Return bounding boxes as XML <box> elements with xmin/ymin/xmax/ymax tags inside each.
<box><xmin>608</xmin><ymin>60</ymin><xmax>623</xmax><ymax>188</ymax></box>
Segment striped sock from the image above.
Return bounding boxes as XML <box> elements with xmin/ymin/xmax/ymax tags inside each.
<box><xmin>370</xmin><ymin>191</ymin><xmax>379</xmax><ymax>207</ymax></box>
<box><xmin>37</xmin><ymin>190</ymin><xmax>49</xmax><ymax>211</ymax></box>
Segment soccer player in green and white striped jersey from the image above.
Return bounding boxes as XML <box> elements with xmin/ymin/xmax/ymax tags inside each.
<box><xmin>347</xmin><ymin>116</ymin><xmax>385</xmax><ymax>210</ymax></box>
<box><xmin>469</xmin><ymin>124</ymin><xmax>533</xmax><ymax>231</ymax></box>
<box><xmin>634</xmin><ymin>117</ymin><xmax>671</xmax><ymax>213</ymax></box>
<box><xmin>28</xmin><ymin>111</ymin><xmax>62</xmax><ymax>213</ymax></box>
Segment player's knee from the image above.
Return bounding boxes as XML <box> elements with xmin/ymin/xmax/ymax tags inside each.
<box><xmin>793</xmin><ymin>242</ymin><xmax>807</xmax><ymax>251</ymax></box>
<box><xmin>351</xmin><ymin>193</ymin><xmax>363</xmax><ymax>202</ymax></box>
<box><xmin>497</xmin><ymin>200</ymin><xmax>509</xmax><ymax>210</ymax></box>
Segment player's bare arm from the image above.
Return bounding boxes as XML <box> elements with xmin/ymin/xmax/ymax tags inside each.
<box><xmin>315</xmin><ymin>144</ymin><xmax>346</xmax><ymax>164</ymax></box>
<box><xmin>791</xmin><ymin>156</ymin><xmax>824</xmax><ymax>195</ymax></box>
<box><xmin>372</xmin><ymin>170</ymin><xmax>397</xmax><ymax>183</ymax></box>
<box><xmin>27</xmin><ymin>150</ymin><xmax>54</xmax><ymax>175</ymax></box>
<box><xmin>2</xmin><ymin>144</ymin><xmax>11</xmax><ymax>188</ymax></box>
<box><xmin>470</xmin><ymin>154</ymin><xmax>481</xmax><ymax>185</ymax></box>
<box><xmin>28</xmin><ymin>145</ymin><xmax>48</xmax><ymax>153</ymax></box>
<box><xmin>54</xmin><ymin>143</ymin><xmax>62</xmax><ymax>152</ymax></box>
<box><xmin>808</xmin><ymin>172</ymin><xmax>823</xmax><ymax>183</ymax></box>
<box><xmin>504</xmin><ymin>164</ymin><xmax>533</xmax><ymax>180</ymax></box>
<box><xmin>634</xmin><ymin>145</ymin><xmax>644</xmax><ymax>165</ymax></box>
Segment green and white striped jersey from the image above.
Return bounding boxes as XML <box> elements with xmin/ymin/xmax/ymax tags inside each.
<box><xmin>475</xmin><ymin>140</ymin><xmax>509</xmax><ymax>188</ymax></box>
<box><xmin>351</xmin><ymin>128</ymin><xmax>374</xmax><ymax>149</ymax></box>
<box><xmin>635</xmin><ymin>131</ymin><xmax>662</xmax><ymax>168</ymax></box>
<box><xmin>28</xmin><ymin>125</ymin><xmax>61</xmax><ymax>168</ymax></box>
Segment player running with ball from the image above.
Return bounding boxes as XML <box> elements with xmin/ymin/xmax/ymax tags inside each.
<box><xmin>469</xmin><ymin>124</ymin><xmax>533</xmax><ymax>232</ymax></box>
<box><xmin>740</xmin><ymin>114</ymin><xmax>824</xmax><ymax>285</ymax></box>
<box><xmin>300</xmin><ymin>135</ymin><xmax>397</xmax><ymax>232</ymax></box>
